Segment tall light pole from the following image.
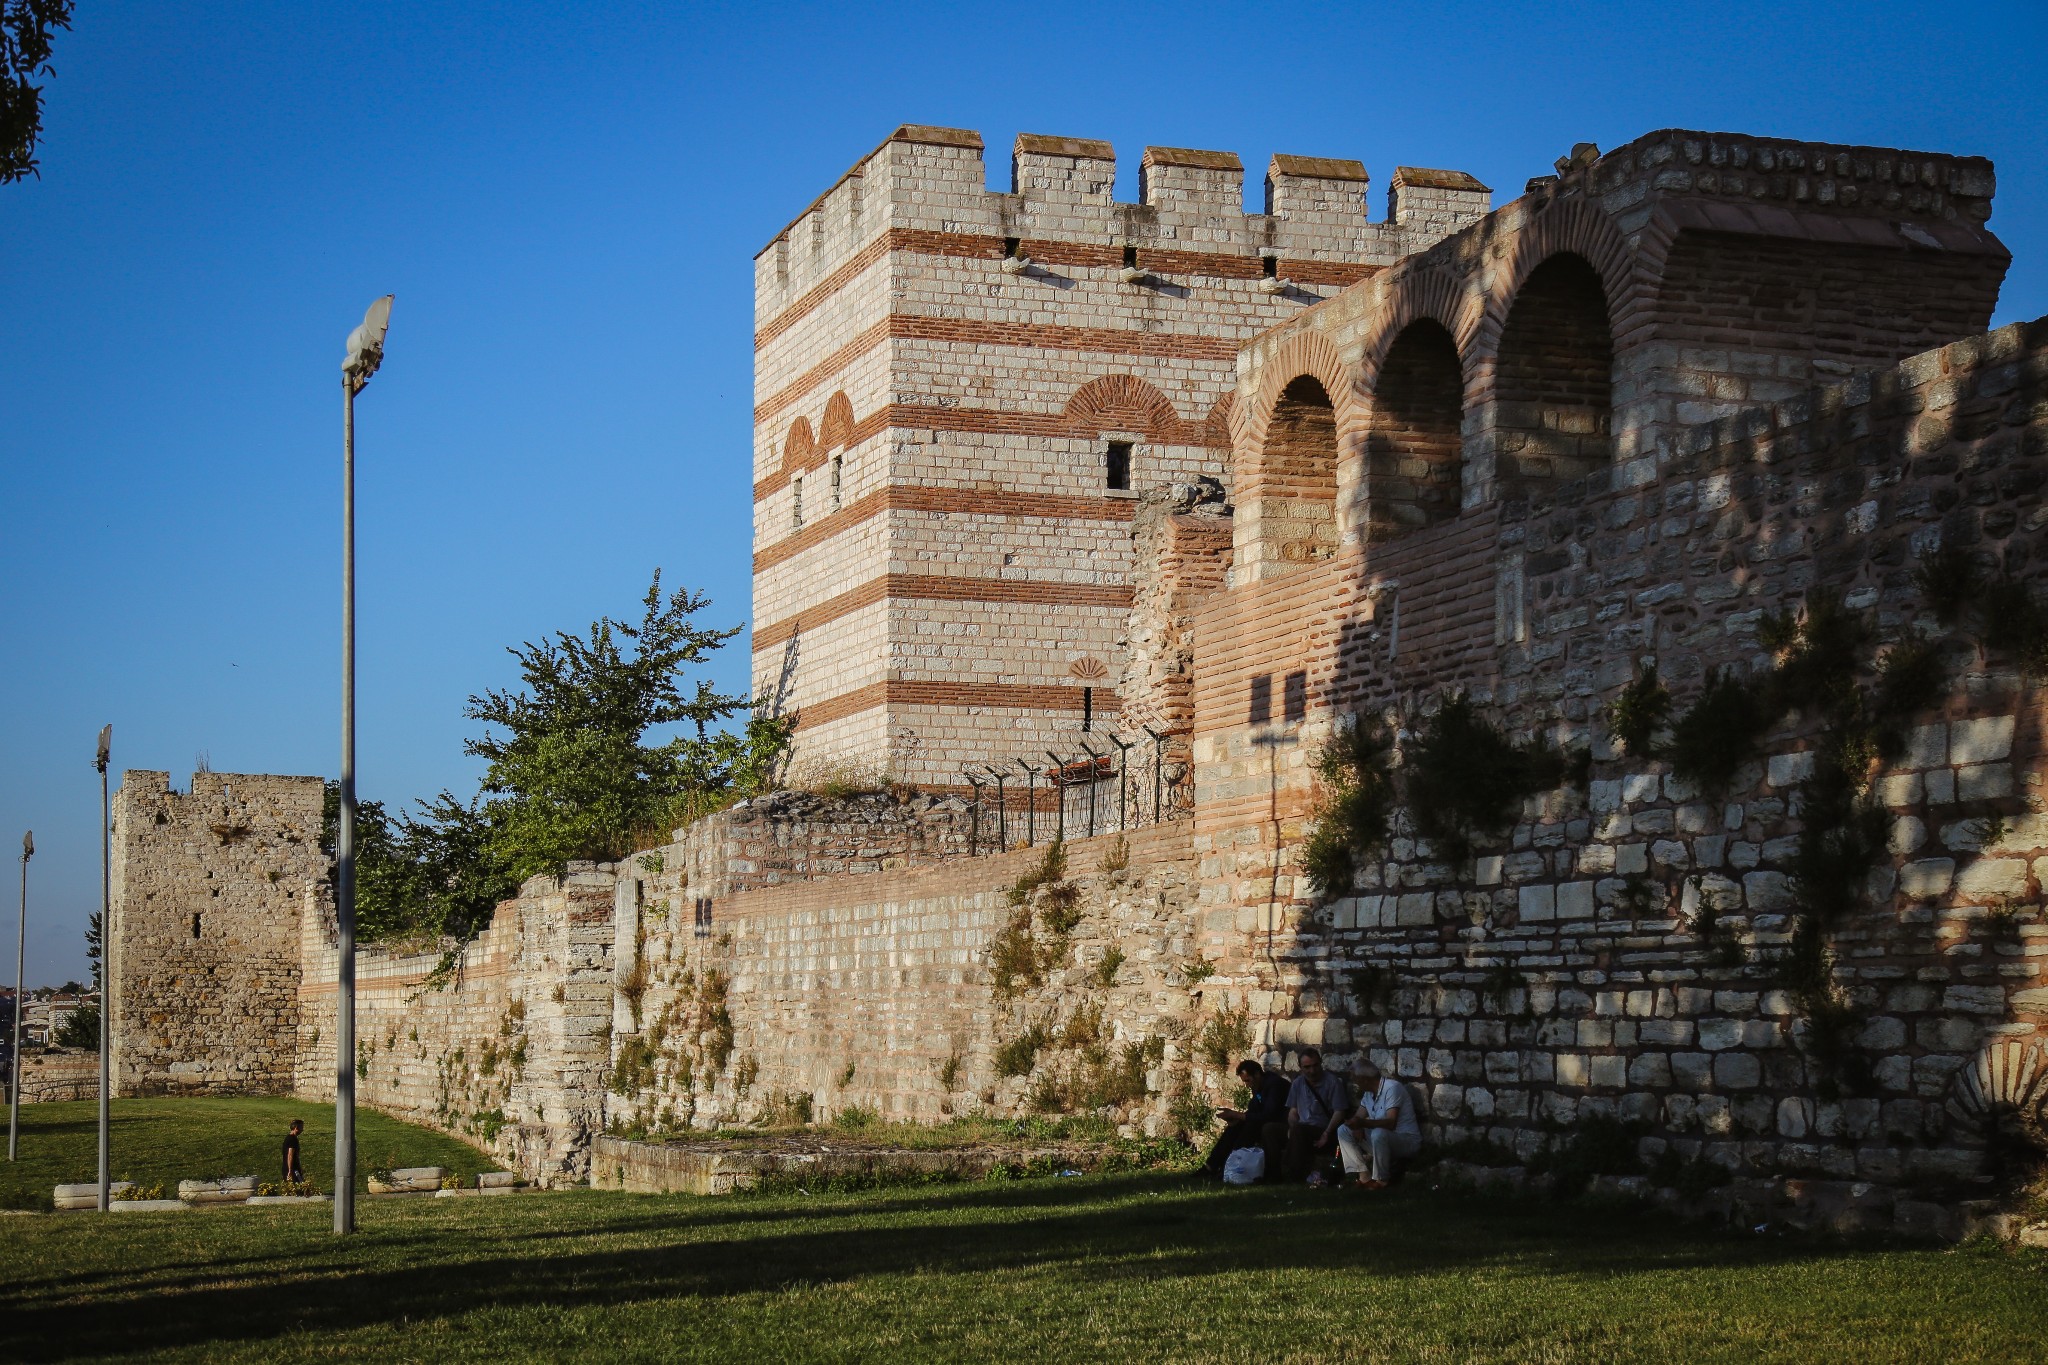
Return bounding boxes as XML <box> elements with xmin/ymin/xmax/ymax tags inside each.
<box><xmin>336</xmin><ymin>294</ymin><xmax>391</xmax><ymax>1236</ymax></box>
<box><xmin>8</xmin><ymin>831</ymin><xmax>28</xmax><ymax>1161</ymax></box>
<box><xmin>94</xmin><ymin>725</ymin><xmax>110</xmax><ymax>1213</ymax></box>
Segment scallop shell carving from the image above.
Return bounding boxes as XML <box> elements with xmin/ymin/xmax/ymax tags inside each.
<box><xmin>1943</xmin><ymin>1037</ymin><xmax>2048</xmax><ymax>1147</ymax></box>
<box><xmin>1067</xmin><ymin>656</ymin><xmax>1109</xmax><ymax>681</ymax></box>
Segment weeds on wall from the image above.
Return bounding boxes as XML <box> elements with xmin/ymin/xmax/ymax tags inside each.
<box><xmin>1194</xmin><ymin>1004</ymin><xmax>1253</xmax><ymax>1071</ymax></box>
<box><xmin>1916</xmin><ymin>546</ymin><xmax>2048</xmax><ymax>677</ymax></box>
<box><xmin>1301</xmin><ymin>718</ymin><xmax>1395</xmax><ymax>901</ymax></box>
<box><xmin>1606</xmin><ymin>663</ymin><xmax>1672</xmax><ymax>760</ymax></box>
<box><xmin>988</xmin><ymin>842</ymin><xmax>1080</xmax><ymax>999</ymax></box>
<box><xmin>1092</xmin><ymin>946</ymin><xmax>1125</xmax><ymax>987</ymax></box>
<box><xmin>1406</xmin><ymin>694</ymin><xmax>1587</xmax><ymax>867</ymax></box>
<box><xmin>994</xmin><ymin>1022</ymin><xmax>1050</xmax><ymax>1078</ymax></box>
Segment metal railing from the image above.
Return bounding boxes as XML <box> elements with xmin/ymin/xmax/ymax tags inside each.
<box><xmin>960</xmin><ymin>727</ymin><xmax>1192</xmax><ymax>854</ymax></box>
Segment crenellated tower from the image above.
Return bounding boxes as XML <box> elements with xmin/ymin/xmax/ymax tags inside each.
<box><xmin>750</xmin><ymin>125</ymin><xmax>1489</xmax><ymax>787</ymax></box>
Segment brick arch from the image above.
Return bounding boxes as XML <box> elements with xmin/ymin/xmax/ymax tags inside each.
<box><xmin>1204</xmin><ymin>392</ymin><xmax>1236</xmax><ymax>450</ymax></box>
<box><xmin>780</xmin><ymin>416</ymin><xmax>816</xmax><ymax>475</ymax></box>
<box><xmin>1486</xmin><ymin>251</ymin><xmax>1616</xmax><ymax>491</ymax></box>
<box><xmin>1358</xmin><ymin>268</ymin><xmax>1481</xmax><ymax>388</ymax></box>
<box><xmin>1467</xmin><ymin>199</ymin><xmax>1644</xmax><ymax>390</ymax></box>
<box><xmin>1235</xmin><ymin>331</ymin><xmax>1363</xmax><ymax>481</ymax></box>
<box><xmin>1361</xmin><ymin>318</ymin><xmax>1466</xmax><ymax>540</ymax></box>
<box><xmin>1062</xmin><ymin>374</ymin><xmax>1181</xmax><ymax>439</ymax></box>
<box><xmin>1236</xmin><ymin>332</ymin><xmax>1364</xmax><ymax>577</ymax></box>
<box><xmin>818</xmin><ymin>391</ymin><xmax>856</xmax><ymax>449</ymax></box>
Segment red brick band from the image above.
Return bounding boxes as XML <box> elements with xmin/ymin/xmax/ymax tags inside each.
<box><xmin>794</xmin><ymin>680</ymin><xmax>1121</xmax><ymax>731</ymax></box>
<box><xmin>754</xmin><ymin>486</ymin><xmax>1137</xmax><ymax>573</ymax></box>
<box><xmin>754</xmin><ymin>574</ymin><xmax>1135</xmax><ymax>651</ymax></box>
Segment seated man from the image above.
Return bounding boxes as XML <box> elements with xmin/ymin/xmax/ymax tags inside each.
<box><xmin>1201</xmin><ymin>1058</ymin><xmax>1288</xmax><ymax>1179</ymax></box>
<box><xmin>1283</xmin><ymin>1047</ymin><xmax>1351</xmax><ymax>1184</ymax></box>
<box><xmin>1337</xmin><ymin>1056</ymin><xmax>1421</xmax><ymax>1190</ymax></box>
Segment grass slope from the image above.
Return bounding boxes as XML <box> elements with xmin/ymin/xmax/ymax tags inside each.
<box><xmin>1</xmin><ymin>1097</ymin><xmax>500</xmax><ymax>1209</ymax></box>
<box><xmin>1</xmin><ymin>1174</ymin><xmax>2044</xmax><ymax>1362</ymax></box>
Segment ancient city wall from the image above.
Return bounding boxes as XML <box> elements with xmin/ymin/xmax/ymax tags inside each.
<box><xmin>109</xmin><ymin>771</ymin><xmax>325</xmax><ymax>1096</ymax></box>
<box><xmin>292</xmin><ymin>868</ymin><xmax>615</xmax><ymax>1186</ymax></box>
<box><xmin>602</xmin><ymin>823</ymin><xmax>1203</xmax><ymax>1135</ymax></box>
<box><xmin>1183</xmin><ymin>317</ymin><xmax>2048</xmax><ymax>1234</ymax></box>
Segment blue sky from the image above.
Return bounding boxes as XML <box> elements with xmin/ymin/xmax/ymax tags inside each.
<box><xmin>3</xmin><ymin>0</ymin><xmax>2044</xmax><ymax>985</ymax></box>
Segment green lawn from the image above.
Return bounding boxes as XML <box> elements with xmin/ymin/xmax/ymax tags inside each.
<box><xmin>1</xmin><ymin>1171</ymin><xmax>2044</xmax><ymax>1362</ymax></box>
<box><xmin>1</xmin><ymin>1097</ymin><xmax>502</xmax><ymax>1209</ymax></box>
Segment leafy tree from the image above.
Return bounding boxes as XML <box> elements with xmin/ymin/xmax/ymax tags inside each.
<box><xmin>321</xmin><ymin>784</ymin><xmax>519</xmax><ymax>944</ymax></box>
<box><xmin>2</xmin><ymin>0</ymin><xmax>74</xmax><ymax>184</ymax></box>
<box><xmin>54</xmin><ymin>1002</ymin><xmax>97</xmax><ymax>1048</ymax></box>
<box><xmin>464</xmin><ymin>571</ymin><xmax>778</xmax><ymax>879</ymax></box>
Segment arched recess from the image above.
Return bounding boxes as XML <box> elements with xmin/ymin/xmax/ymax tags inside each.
<box><xmin>1062</xmin><ymin>374</ymin><xmax>1179</xmax><ymax>439</ymax></box>
<box><xmin>1363</xmin><ymin>319</ymin><xmax>1464</xmax><ymax>539</ymax></box>
<box><xmin>818</xmin><ymin>391</ymin><xmax>856</xmax><ymax>449</ymax></box>
<box><xmin>1490</xmin><ymin>252</ymin><xmax>1613</xmax><ymax>492</ymax></box>
<box><xmin>780</xmin><ymin>416</ymin><xmax>816</xmax><ymax>475</ymax></box>
<box><xmin>1256</xmin><ymin>375</ymin><xmax>1341</xmax><ymax>567</ymax></box>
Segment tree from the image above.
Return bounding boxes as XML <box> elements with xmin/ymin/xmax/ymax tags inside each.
<box><xmin>464</xmin><ymin>571</ymin><xmax>773</xmax><ymax>880</ymax></box>
<box><xmin>54</xmin><ymin>1002</ymin><xmax>96</xmax><ymax>1048</ymax></box>
<box><xmin>2</xmin><ymin>0</ymin><xmax>74</xmax><ymax>184</ymax></box>
<box><xmin>320</xmin><ymin>784</ymin><xmax>519</xmax><ymax>944</ymax></box>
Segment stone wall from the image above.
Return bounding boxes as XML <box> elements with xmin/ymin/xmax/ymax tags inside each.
<box><xmin>7</xmin><ymin>1050</ymin><xmax>97</xmax><ymax>1103</ymax></box>
<box><xmin>109</xmin><ymin>771</ymin><xmax>326</xmax><ymax>1096</ymax></box>
<box><xmin>293</xmin><ymin>867</ymin><xmax>615</xmax><ymax>1186</ymax></box>
<box><xmin>601</xmin><ymin>824</ymin><xmax>1203</xmax><ymax>1135</ymax></box>
<box><xmin>1182</xmin><ymin>317</ymin><xmax>2048</xmax><ymax>1230</ymax></box>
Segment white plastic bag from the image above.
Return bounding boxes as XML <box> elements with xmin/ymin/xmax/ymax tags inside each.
<box><xmin>1222</xmin><ymin>1146</ymin><xmax>1265</xmax><ymax>1185</ymax></box>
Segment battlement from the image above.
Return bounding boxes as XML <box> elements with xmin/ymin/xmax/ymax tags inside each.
<box><xmin>753</xmin><ymin>124</ymin><xmax>1493</xmax><ymax>316</ymax></box>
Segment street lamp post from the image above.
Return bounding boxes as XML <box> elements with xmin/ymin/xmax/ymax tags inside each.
<box><xmin>336</xmin><ymin>295</ymin><xmax>392</xmax><ymax>1236</ymax></box>
<box><xmin>94</xmin><ymin>725</ymin><xmax>110</xmax><ymax>1213</ymax></box>
<box><xmin>8</xmin><ymin>831</ymin><xmax>28</xmax><ymax>1161</ymax></box>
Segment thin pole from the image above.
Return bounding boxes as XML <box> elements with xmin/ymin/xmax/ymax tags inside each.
<box><xmin>9</xmin><ymin>833</ymin><xmax>27</xmax><ymax>1160</ymax></box>
<box><xmin>1079</xmin><ymin>741</ymin><xmax>1101</xmax><ymax>840</ymax></box>
<box><xmin>1045</xmin><ymin>753</ymin><xmax>1067</xmax><ymax>844</ymax></box>
<box><xmin>336</xmin><ymin>373</ymin><xmax>358</xmax><ymax>1235</ymax></box>
<box><xmin>987</xmin><ymin>768</ymin><xmax>1007</xmax><ymax>854</ymax></box>
<box><xmin>1018</xmin><ymin>761</ymin><xmax>1037</xmax><ymax>847</ymax></box>
<box><xmin>96</xmin><ymin>737</ymin><xmax>109</xmax><ymax>1212</ymax></box>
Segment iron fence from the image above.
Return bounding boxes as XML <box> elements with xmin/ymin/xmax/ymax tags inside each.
<box><xmin>960</xmin><ymin>728</ymin><xmax>1193</xmax><ymax>854</ymax></box>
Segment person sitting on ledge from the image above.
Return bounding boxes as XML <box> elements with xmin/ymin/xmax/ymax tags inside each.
<box><xmin>1337</xmin><ymin>1056</ymin><xmax>1420</xmax><ymax>1191</ymax></box>
<box><xmin>1284</xmin><ymin>1048</ymin><xmax>1351</xmax><ymax>1185</ymax></box>
<box><xmin>1199</xmin><ymin>1057</ymin><xmax>1288</xmax><ymax>1179</ymax></box>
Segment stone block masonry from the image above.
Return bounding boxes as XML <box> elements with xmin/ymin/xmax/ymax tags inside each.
<box><xmin>110</xmin><ymin>771</ymin><xmax>326</xmax><ymax>1096</ymax></box>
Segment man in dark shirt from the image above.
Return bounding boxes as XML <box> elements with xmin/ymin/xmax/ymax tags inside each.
<box><xmin>1200</xmin><ymin>1059</ymin><xmax>1289</xmax><ymax>1179</ymax></box>
<box><xmin>282</xmin><ymin>1118</ymin><xmax>305</xmax><ymax>1185</ymax></box>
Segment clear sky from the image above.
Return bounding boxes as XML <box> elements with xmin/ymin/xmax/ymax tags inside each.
<box><xmin>3</xmin><ymin>0</ymin><xmax>2044</xmax><ymax>986</ymax></box>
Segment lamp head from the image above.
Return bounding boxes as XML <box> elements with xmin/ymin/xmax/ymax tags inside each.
<box><xmin>95</xmin><ymin>725</ymin><xmax>111</xmax><ymax>773</ymax></box>
<box><xmin>21</xmin><ymin>831</ymin><xmax>31</xmax><ymax>860</ymax></box>
<box><xmin>343</xmin><ymin>294</ymin><xmax>395</xmax><ymax>390</ymax></box>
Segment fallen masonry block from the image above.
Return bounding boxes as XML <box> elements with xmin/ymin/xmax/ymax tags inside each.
<box><xmin>54</xmin><ymin>1182</ymin><xmax>131</xmax><ymax>1210</ymax></box>
<box><xmin>477</xmin><ymin>1171</ymin><xmax>519</xmax><ymax>1188</ymax></box>
<box><xmin>368</xmin><ymin>1166</ymin><xmax>447</xmax><ymax>1194</ymax></box>
<box><xmin>178</xmin><ymin>1177</ymin><xmax>256</xmax><ymax>1205</ymax></box>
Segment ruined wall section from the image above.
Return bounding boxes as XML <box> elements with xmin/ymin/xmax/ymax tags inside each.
<box><xmin>294</xmin><ymin>869</ymin><xmax>615</xmax><ymax>1186</ymax></box>
<box><xmin>1116</xmin><ymin>488</ymin><xmax>1234</xmax><ymax>739</ymax></box>
<box><xmin>602</xmin><ymin>824</ymin><xmax>1204</xmax><ymax>1135</ymax></box>
<box><xmin>109</xmin><ymin>771</ymin><xmax>325</xmax><ymax>1096</ymax></box>
<box><xmin>1186</xmin><ymin>319</ymin><xmax>2048</xmax><ymax>1234</ymax></box>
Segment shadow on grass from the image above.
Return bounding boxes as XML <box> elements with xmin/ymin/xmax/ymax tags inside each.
<box><xmin>0</xmin><ymin>1175</ymin><xmax>1950</xmax><ymax>1360</ymax></box>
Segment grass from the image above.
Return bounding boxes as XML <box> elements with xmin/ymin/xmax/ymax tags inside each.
<box><xmin>0</xmin><ymin>1174</ymin><xmax>2044</xmax><ymax>1362</ymax></box>
<box><xmin>1</xmin><ymin>1098</ymin><xmax>501</xmax><ymax>1211</ymax></box>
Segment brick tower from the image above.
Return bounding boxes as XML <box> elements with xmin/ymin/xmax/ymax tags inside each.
<box><xmin>751</xmin><ymin>125</ymin><xmax>1489</xmax><ymax>788</ymax></box>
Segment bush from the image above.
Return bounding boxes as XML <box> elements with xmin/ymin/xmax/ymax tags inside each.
<box><xmin>1406</xmin><ymin>694</ymin><xmax>1580</xmax><ymax>865</ymax></box>
<box><xmin>1194</xmin><ymin>1005</ymin><xmax>1252</xmax><ymax>1072</ymax></box>
<box><xmin>994</xmin><ymin>1024</ymin><xmax>1049</xmax><ymax>1079</ymax></box>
